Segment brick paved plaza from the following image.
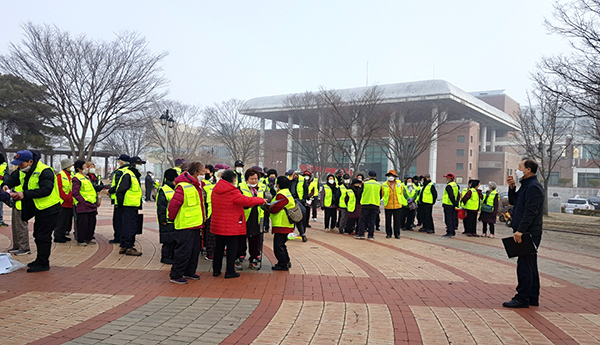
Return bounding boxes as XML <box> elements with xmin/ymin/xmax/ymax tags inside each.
<box><xmin>1</xmin><ymin>202</ymin><xmax>599</xmax><ymax>345</ymax></box>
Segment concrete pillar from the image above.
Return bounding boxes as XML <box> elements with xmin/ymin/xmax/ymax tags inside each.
<box><xmin>490</xmin><ymin>129</ymin><xmax>496</xmax><ymax>152</ymax></box>
<box><xmin>387</xmin><ymin>112</ymin><xmax>396</xmax><ymax>172</ymax></box>
<box><xmin>286</xmin><ymin>114</ymin><xmax>293</xmax><ymax>171</ymax></box>
<box><xmin>429</xmin><ymin>107</ymin><xmax>439</xmax><ymax>183</ymax></box>
<box><xmin>259</xmin><ymin>117</ymin><xmax>265</xmax><ymax>167</ymax></box>
<box><xmin>271</xmin><ymin>119</ymin><xmax>277</xmax><ymax>130</ymax></box>
<box><xmin>481</xmin><ymin>126</ymin><xmax>487</xmax><ymax>152</ymax></box>
<box><xmin>297</xmin><ymin>118</ymin><xmax>302</xmax><ymax>168</ymax></box>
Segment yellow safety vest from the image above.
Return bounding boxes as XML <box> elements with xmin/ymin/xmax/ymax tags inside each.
<box><xmin>19</xmin><ymin>161</ymin><xmax>61</xmax><ymax>211</ymax></box>
<box><xmin>339</xmin><ymin>184</ymin><xmax>348</xmax><ymax>208</ymax></box>
<box><xmin>203</xmin><ymin>180</ymin><xmax>215</xmax><ymax>218</ymax></box>
<box><xmin>171</xmin><ymin>182</ymin><xmax>204</xmax><ymax>230</ymax></box>
<box><xmin>173</xmin><ymin>166</ymin><xmax>182</xmax><ymax>176</ymax></box>
<box><xmin>461</xmin><ymin>187</ymin><xmax>481</xmax><ymax>211</ymax></box>
<box><xmin>323</xmin><ymin>184</ymin><xmax>334</xmax><ymax>207</ymax></box>
<box><xmin>58</xmin><ymin>170</ymin><xmax>73</xmax><ymax>197</ymax></box>
<box><xmin>117</xmin><ymin>169</ymin><xmax>142</xmax><ymax>207</ymax></box>
<box><xmin>382</xmin><ymin>181</ymin><xmax>403</xmax><ymax>207</ymax></box>
<box><xmin>0</xmin><ymin>162</ymin><xmax>7</xmax><ymax>179</ymax></box>
<box><xmin>270</xmin><ymin>188</ymin><xmax>295</xmax><ymax>228</ymax></box>
<box><xmin>361</xmin><ymin>179</ymin><xmax>382</xmax><ymax>206</ymax></box>
<box><xmin>400</xmin><ymin>184</ymin><xmax>418</xmax><ymax>207</ymax></box>
<box><xmin>421</xmin><ymin>183</ymin><xmax>435</xmax><ymax>204</ymax></box>
<box><xmin>296</xmin><ymin>176</ymin><xmax>305</xmax><ymax>199</ymax></box>
<box><xmin>73</xmin><ymin>172</ymin><xmax>98</xmax><ymax>206</ymax></box>
<box><xmin>442</xmin><ymin>181</ymin><xmax>459</xmax><ymax>206</ymax></box>
<box><xmin>484</xmin><ymin>189</ymin><xmax>498</xmax><ymax>207</ymax></box>
<box><xmin>110</xmin><ymin>165</ymin><xmax>128</xmax><ymax>201</ymax></box>
<box><xmin>14</xmin><ymin>183</ymin><xmax>23</xmax><ymax>211</ymax></box>
<box><xmin>239</xmin><ymin>182</ymin><xmax>265</xmax><ymax>224</ymax></box>
<box><xmin>346</xmin><ymin>188</ymin><xmax>357</xmax><ymax>213</ymax></box>
<box><xmin>157</xmin><ymin>184</ymin><xmax>175</xmax><ymax>224</ymax></box>
<box><xmin>308</xmin><ymin>179</ymin><xmax>318</xmax><ymax>197</ymax></box>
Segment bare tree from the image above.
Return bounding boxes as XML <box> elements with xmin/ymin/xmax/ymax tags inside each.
<box><xmin>146</xmin><ymin>100</ymin><xmax>210</xmax><ymax>167</ymax></box>
<box><xmin>101</xmin><ymin>119</ymin><xmax>151</xmax><ymax>158</ymax></box>
<box><xmin>513</xmin><ymin>74</ymin><xmax>574</xmax><ymax>215</ymax></box>
<box><xmin>379</xmin><ymin>104</ymin><xmax>462</xmax><ymax>177</ymax></box>
<box><xmin>205</xmin><ymin>99</ymin><xmax>260</xmax><ymax>165</ymax></box>
<box><xmin>0</xmin><ymin>23</ymin><xmax>168</xmax><ymax>160</ymax></box>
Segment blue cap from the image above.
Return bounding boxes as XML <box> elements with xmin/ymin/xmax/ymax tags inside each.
<box><xmin>129</xmin><ymin>156</ymin><xmax>146</xmax><ymax>164</ymax></box>
<box><xmin>118</xmin><ymin>154</ymin><xmax>130</xmax><ymax>161</ymax></box>
<box><xmin>11</xmin><ymin>150</ymin><xmax>34</xmax><ymax>165</ymax></box>
<box><xmin>368</xmin><ymin>170</ymin><xmax>377</xmax><ymax>177</ymax></box>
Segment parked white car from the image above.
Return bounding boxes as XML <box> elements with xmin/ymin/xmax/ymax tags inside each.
<box><xmin>563</xmin><ymin>197</ymin><xmax>593</xmax><ymax>214</ymax></box>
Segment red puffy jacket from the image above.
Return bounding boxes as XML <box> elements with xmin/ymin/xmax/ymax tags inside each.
<box><xmin>210</xmin><ymin>179</ymin><xmax>264</xmax><ymax>236</ymax></box>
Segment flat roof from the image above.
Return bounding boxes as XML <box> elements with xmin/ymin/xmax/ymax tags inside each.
<box><xmin>240</xmin><ymin>79</ymin><xmax>519</xmax><ymax>131</ymax></box>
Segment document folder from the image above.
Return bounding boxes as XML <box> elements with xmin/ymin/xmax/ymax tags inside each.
<box><xmin>502</xmin><ymin>233</ymin><xmax>537</xmax><ymax>258</ymax></box>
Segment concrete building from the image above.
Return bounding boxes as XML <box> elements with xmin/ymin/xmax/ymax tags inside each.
<box><xmin>240</xmin><ymin>79</ymin><xmax>522</xmax><ymax>185</ymax></box>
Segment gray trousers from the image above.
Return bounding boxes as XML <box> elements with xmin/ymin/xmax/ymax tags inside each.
<box><xmin>11</xmin><ymin>207</ymin><xmax>30</xmax><ymax>251</ymax></box>
<box><xmin>339</xmin><ymin>209</ymin><xmax>349</xmax><ymax>233</ymax></box>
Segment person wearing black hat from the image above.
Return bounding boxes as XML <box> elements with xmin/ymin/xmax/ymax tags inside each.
<box><xmin>442</xmin><ymin>173</ymin><xmax>460</xmax><ymax>238</ymax></box>
<box><xmin>3</xmin><ymin>150</ymin><xmax>62</xmax><ymax>272</ymax></box>
<box><xmin>157</xmin><ymin>168</ymin><xmax>178</xmax><ymax>264</ymax></box>
<box><xmin>233</xmin><ymin>160</ymin><xmax>245</xmax><ymax>186</ymax></box>
<box><xmin>108</xmin><ymin>154</ymin><xmax>130</xmax><ymax>243</ymax></box>
<box><xmin>356</xmin><ymin>171</ymin><xmax>381</xmax><ymax>240</ymax></box>
<box><xmin>417</xmin><ymin>174</ymin><xmax>437</xmax><ymax>234</ymax></box>
<box><xmin>145</xmin><ymin>171</ymin><xmax>155</xmax><ymax>202</ymax></box>
<box><xmin>460</xmin><ymin>179</ymin><xmax>482</xmax><ymax>237</ymax></box>
<box><xmin>115</xmin><ymin>156</ymin><xmax>145</xmax><ymax>256</ymax></box>
<box><xmin>345</xmin><ymin>178</ymin><xmax>363</xmax><ymax>235</ymax></box>
<box><xmin>286</xmin><ymin>169</ymin><xmax>308</xmax><ymax>241</ymax></box>
<box><xmin>336</xmin><ymin>174</ymin><xmax>352</xmax><ymax>234</ymax></box>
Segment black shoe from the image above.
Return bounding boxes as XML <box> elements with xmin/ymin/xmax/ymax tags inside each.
<box><xmin>27</xmin><ymin>260</ymin><xmax>39</xmax><ymax>267</ymax></box>
<box><xmin>160</xmin><ymin>259</ymin><xmax>174</xmax><ymax>265</ymax></box>
<box><xmin>213</xmin><ymin>272</ymin><xmax>221</xmax><ymax>277</ymax></box>
<box><xmin>375</xmin><ymin>228</ymin><xmax>381</xmax><ymax>231</ymax></box>
<box><xmin>426</xmin><ymin>230</ymin><xmax>435</xmax><ymax>234</ymax></box>
<box><xmin>302</xmin><ymin>235</ymin><xmax>308</xmax><ymax>242</ymax></box>
<box><xmin>272</xmin><ymin>265</ymin><xmax>289</xmax><ymax>271</ymax></box>
<box><xmin>395</xmin><ymin>236</ymin><xmax>400</xmax><ymax>239</ymax></box>
<box><xmin>386</xmin><ymin>235</ymin><xmax>391</xmax><ymax>238</ymax></box>
<box><xmin>53</xmin><ymin>237</ymin><xmax>67</xmax><ymax>243</ymax></box>
<box><xmin>64</xmin><ymin>237</ymin><xmax>72</xmax><ymax>241</ymax></box>
<box><xmin>502</xmin><ymin>299</ymin><xmax>529</xmax><ymax>308</ymax></box>
<box><xmin>288</xmin><ymin>262</ymin><xmax>292</xmax><ymax>268</ymax></box>
<box><xmin>530</xmin><ymin>301</ymin><xmax>539</xmax><ymax>307</ymax></box>
<box><xmin>442</xmin><ymin>234</ymin><xmax>455</xmax><ymax>238</ymax></box>
<box><xmin>418</xmin><ymin>229</ymin><xmax>428</xmax><ymax>232</ymax></box>
<box><xmin>108</xmin><ymin>239</ymin><xmax>120</xmax><ymax>244</ymax></box>
<box><xmin>306</xmin><ymin>224</ymin><xmax>312</xmax><ymax>228</ymax></box>
<box><xmin>27</xmin><ymin>265</ymin><xmax>50</xmax><ymax>273</ymax></box>
<box><xmin>224</xmin><ymin>272</ymin><xmax>240</xmax><ymax>279</ymax></box>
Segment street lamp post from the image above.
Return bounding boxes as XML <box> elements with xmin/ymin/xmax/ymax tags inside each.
<box><xmin>159</xmin><ymin>110</ymin><xmax>175</xmax><ymax>174</ymax></box>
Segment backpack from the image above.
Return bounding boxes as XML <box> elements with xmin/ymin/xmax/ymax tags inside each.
<box><xmin>285</xmin><ymin>201</ymin><xmax>304</xmax><ymax>223</ymax></box>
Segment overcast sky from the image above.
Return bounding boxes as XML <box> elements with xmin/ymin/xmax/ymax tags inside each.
<box><xmin>1</xmin><ymin>0</ymin><xmax>571</xmax><ymax>108</ymax></box>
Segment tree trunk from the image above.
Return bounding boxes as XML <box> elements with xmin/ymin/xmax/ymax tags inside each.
<box><xmin>543</xmin><ymin>179</ymin><xmax>549</xmax><ymax>216</ymax></box>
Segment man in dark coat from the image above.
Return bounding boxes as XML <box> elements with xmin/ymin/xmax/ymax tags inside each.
<box><xmin>503</xmin><ymin>158</ymin><xmax>544</xmax><ymax>308</ymax></box>
<box><xmin>145</xmin><ymin>171</ymin><xmax>154</xmax><ymax>201</ymax></box>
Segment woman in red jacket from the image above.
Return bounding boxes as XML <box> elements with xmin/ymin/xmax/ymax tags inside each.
<box><xmin>211</xmin><ymin>170</ymin><xmax>265</xmax><ymax>278</ymax></box>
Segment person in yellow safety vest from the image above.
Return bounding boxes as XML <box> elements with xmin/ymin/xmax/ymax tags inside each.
<box><xmin>0</xmin><ymin>154</ymin><xmax>8</xmax><ymax>227</ymax></box>
<box><xmin>402</xmin><ymin>176</ymin><xmax>420</xmax><ymax>231</ymax></box>
<box><xmin>108</xmin><ymin>154</ymin><xmax>130</xmax><ymax>244</ymax></box>
<box><xmin>166</xmin><ymin>162</ymin><xmax>207</xmax><ymax>284</ymax></box>
<box><xmin>417</xmin><ymin>173</ymin><xmax>437</xmax><ymax>234</ymax></box>
<box><xmin>233</xmin><ymin>160</ymin><xmax>245</xmax><ymax>187</ymax></box>
<box><xmin>344</xmin><ymin>178</ymin><xmax>362</xmax><ymax>234</ymax></box>
<box><xmin>268</xmin><ymin>176</ymin><xmax>296</xmax><ymax>271</ymax></box>
<box><xmin>305</xmin><ymin>171</ymin><xmax>319</xmax><ymax>222</ymax></box>
<box><xmin>202</xmin><ymin>164</ymin><xmax>217</xmax><ymax>261</ymax></box>
<box><xmin>459</xmin><ymin>179</ymin><xmax>482</xmax><ymax>237</ymax></box>
<box><xmin>442</xmin><ymin>173</ymin><xmax>460</xmax><ymax>238</ymax></box>
<box><xmin>237</xmin><ymin>169</ymin><xmax>267</xmax><ymax>269</ymax></box>
<box><xmin>382</xmin><ymin>170</ymin><xmax>403</xmax><ymax>239</ymax></box>
<box><xmin>414</xmin><ymin>175</ymin><xmax>424</xmax><ymax>227</ymax></box>
<box><xmin>72</xmin><ymin>161</ymin><xmax>99</xmax><ymax>246</ymax></box>
<box><xmin>53</xmin><ymin>159</ymin><xmax>74</xmax><ymax>242</ymax></box>
<box><xmin>336</xmin><ymin>174</ymin><xmax>352</xmax><ymax>234</ymax></box>
<box><xmin>115</xmin><ymin>156</ymin><xmax>145</xmax><ymax>256</ymax></box>
<box><xmin>480</xmin><ymin>181</ymin><xmax>499</xmax><ymax>238</ymax></box>
<box><xmin>3</xmin><ymin>150</ymin><xmax>61</xmax><ymax>272</ymax></box>
<box><xmin>157</xmin><ymin>168</ymin><xmax>178</xmax><ymax>264</ymax></box>
<box><xmin>6</xmin><ymin>166</ymin><xmax>31</xmax><ymax>256</ymax></box>
<box><xmin>356</xmin><ymin>170</ymin><xmax>382</xmax><ymax>240</ymax></box>
<box><xmin>320</xmin><ymin>173</ymin><xmax>338</xmax><ymax>230</ymax></box>
<box><xmin>286</xmin><ymin>169</ymin><xmax>308</xmax><ymax>241</ymax></box>
<box><xmin>173</xmin><ymin>157</ymin><xmax>185</xmax><ymax>176</ymax></box>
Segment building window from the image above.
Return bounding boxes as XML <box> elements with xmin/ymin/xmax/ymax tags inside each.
<box><xmin>469</xmin><ymin>163</ymin><xmax>472</xmax><ymax>170</ymax></box>
<box><xmin>457</xmin><ymin>135</ymin><xmax>465</xmax><ymax>143</ymax></box>
<box><xmin>470</xmin><ymin>136</ymin><xmax>473</xmax><ymax>143</ymax></box>
<box><xmin>457</xmin><ymin>149</ymin><xmax>464</xmax><ymax>156</ymax></box>
<box><xmin>470</xmin><ymin>149</ymin><xmax>473</xmax><ymax>157</ymax></box>
<box><xmin>456</xmin><ymin>163</ymin><xmax>464</xmax><ymax>170</ymax></box>
<box><xmin>456</xmin><ymin>177</ymin><xmax>463</xmax><ymax>184</ymax></box>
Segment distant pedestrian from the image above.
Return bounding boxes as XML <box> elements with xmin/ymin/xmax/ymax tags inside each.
<box><xmin>268</xmin><ymin>176</ymin><xmax>295</xmax><ymax>270</ymax></box>
<box><xmin>460</xmin><ymin>179</ymin><xmax>481</xmax><ymax>237</ymax></box>
<box><xmin>145</xmin><ymin>171</ymin><xmax>154</xmax><ymax>201</ymax></box>
<box><xmin>356</xmin><ymin>171</ymin><xmax>381</xmax><ymax>240</ymax></box>
<box><xmin>480</xmin><ymin>181</ymin><xmax>499</xmax><ymax>238</ymax></box>
<box><xmin>157</xmin><ymin>168</ymin><xmax>178</xmax><ymax>264</ymax></box>
<box><xmin>418</xmin><ymin>174</ymin><xmax>437</xmax><ymax>234</ymax></box>
<box><xmin>320</xmin><ymin>174</ymin><xmax>338</xmax><ymax>230</ymax></box>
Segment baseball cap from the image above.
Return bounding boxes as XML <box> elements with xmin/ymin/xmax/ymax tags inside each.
<box><xmin>130</xmin><ymin>156</ymin><xmax>146</xmax><ymax>164</ymax></box>
<box><xmin>285</xmin><ymin>169</ymin><xmax>296</xmax><ymax>176</ymax></box>
<box><xmin>118</xmin><ymin>154</ymin><xmax>130</xmax><ymax>161</ymax></box>
<box><xmin>368</xmin><ymin>170</ymin><xmax>377</xmax><ymax>177</ymax></box>
<box><xmin>385</xmin><ymin>170</ymin><xmax>397</xmax><ymax>177</ymax></box>
<box><xmin>444</xmin><ymin>173</ymin><xmax>455</xmax><ymax>179</ymax></box>
<box><xmin>11</xmin><ymin>150</ymin><xmax>34</xmax><ymax>165</ymax></box>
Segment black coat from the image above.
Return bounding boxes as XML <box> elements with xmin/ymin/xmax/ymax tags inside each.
<box><xmin>156</xmin><ymin>180</ymin><xmax>175</xmax><ymax>233</ymax></box>
<box><xmin>509</xmin><ymin>175</ymin><xmax>544</xmax><ymax>245</ymax></box>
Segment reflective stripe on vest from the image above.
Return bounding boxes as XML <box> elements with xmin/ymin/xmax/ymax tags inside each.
<box><xmin>172</xmin><ymin>182</ymin><xmax>204</xmax><ymax>230</ymax></box>
<box><xmin>58</xmin><ymin>170</ymin><xmax>73</xmax><ymax>196</ymax></box>
<box><xmin>421</xmin><ymin>183</ymin><xmax>434</xmax><ymax>204</ymax></box>
<box><xmin>73</xmin><ymin>172</ymin><xmax>97</xmax><ymax>205</ymax></box>
<box><xmin>442</xmin><ymin>181</ymin><xmax>459</xmax><ymax>206</ymax></box>
<box><xmin>118</xmin><ymin>169</ymin><xmax>142</xmax><ymax>207</ymax></box>
<box><xmin>361</xmin><ymin>179</ymin><xmax>382</xmax><ymax>206</ymax></box>
<box><xmin>110</xmin><ymin>166</ymin><xmax>128</xmax><ymax>201</ymax></box>
<box><xmin>382</xmin><ymin>181</ymin><xmax>402</xmax><ymax>207</ymax></box>
<box><xmin>323</xmin><ymin>184</ymin><xmax>333</xmax><ymax>207</ymax></box>
<box><xmin>270</xmin><ymin>189</ymin><xmax>295</xmax><ymax>228</ymax></box>
<box><xmin>346</xmin><ymin>188</ymin><xmax>356</xmax><ymax>213</ymax></box>
<box><xmin>19</xmin><ymin>162</ymin><xmax>61</xmax><ymax>211</ymax></box>
<box><xmin>239</xmin><ymin>182</ymin><xmax>265</xmax><ymax>224</ymax></box>
<box><xmin>339</xmin><ymin>185</ymin><xmax>348</xmax><ymax>208</ymax></box>
<box><xmin>157</xmin><ymin>184</ymin><xmax>175</xmax><ymax>224</ymax></box>
<box><xmin>462</xmin><ymin>188</ymin><xmax>481</xmax><ymax>211</ymax></box>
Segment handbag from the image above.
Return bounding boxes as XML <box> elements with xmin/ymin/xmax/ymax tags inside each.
<box><xmin>285</xmin><ymin>202</ymin><xmax>304</xmax><ymax>223</ymax></box>
<box><xmin>457</xmin><ymin>208</ymin><xmax>467</xmax><ymax>219</ymax></box>
<box><xmin>481</xmin><ymin>192</ymin><xmax>493</xmax><ymax>213</ymax></box>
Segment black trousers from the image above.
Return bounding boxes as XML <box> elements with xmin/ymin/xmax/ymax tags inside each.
<box><xmin>303</xmin><ymin>201</ymin><xmax>310</xmax><ymax>228</ymax></box>
<box><xmin>346</xmin><ymin>218</ymin><xmax>359</xmax><ymax>234</ymax></box>
<box><xmin>407</xmin><ymin>208</ymin><xmax>416</xmax><ymax>228</ymax></box>
<box><xmin>170</xmin><ymin>229</ymin><xmax>202</xmax><ymax>279</ymax></box>
<box><xmin>375</xmin><ymin>212</ymin><xmax>380</xmax><ymax>229</ymax></box>
<box><xmin>54</xmin><ymin>207</ymin><xmax>73</xmax><ymax>238</ymax></box>
<box><xmin>324</xmin><ymin>208</ymin><xmax>337</xmax><ymax>229</ymax></box>
<box><xmin>213</xmin><ymin>234</ymin><xmax>239</xmax><ymax>276</ymax></box>
<box><xmin>120</xmin><ymin>207</ymin><xmax>138</xmax><ymax>248</ymax></box>
<box><xmin>515</xmin><ymin>253</ymin><xmax>540</xmax><ymax>305</ymax></box>
<box><xmin>464</xmin><ymin>210</ymin><xmax>478</xmax><ymax>234</ymax></box>
<box><xmin>76</xmin><ymin>211</ymin><xmax>97</xmax><ymax>243</ymax></box>
<box><xmin>246</xmin><ymin>234</ymin><xmax>261</xmax><ymax>261</ymax></box>
<box><xmin>112</xmin><ymin>206</ymin><xmax>123</xmax><ymax>241</ymax></box>
<box><xmin>359</xmin><ymin>207</ymin><xmax>378</xmax><ymax>237</ymax></box>
<box><xmin>385</xmin><ymin>208</ymin><xmax>402</xmax><ymax>237</ymax></box>
<box><xmin>416</xmin><ymin>205</ymin><xmax>423</xmax><ymax>226</ymax></box>
<box><xmin>145</xmin><ymin>186</ymin><xmax>153</xmax><ymax>201</ymax></box>
<box><xmin>160</xmin><ymin>231</ymin><xmax>176</xmax><ymax>261</ymax></box>
<box><xmin>311</xmin><ymin>202</ymin><xmax>318</xmax><ymax>219</ymax></box>
<box><xmin>421</xmin><ymin>204</ymin><xmax>434</xmax><ymax>231</ymax></box>
<box><xmin>35</xmin><ymin>212</ymin><xmax>59</xmax><ymax>267</ymax></box>
<box><xmin>273</xmin><ymin>233</ymin><xmax>290</xmax><ymax>268</ymax></box>
<box><xmin>443</xmin><ymin>204</ymin><xmax>458</xmax><ymax>236</ymax></box>
<box><xmin>482</xmin><ymin>222</ymin><xmax>495</xmax><ymax>234</ymax></box>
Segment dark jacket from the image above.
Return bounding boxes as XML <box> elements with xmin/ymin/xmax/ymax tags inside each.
<box><xmin>508</xmin><ymin>175</ymin><xmax>544</xmax><ymax>245</ymax></box>
<box><xmin>156</xmin><ymin>179</ymin><xmax>176</xmax><ymax>233</ymax></box>
<box><xmin>347</xmin><ymin>185</ymin><xmax>363</xmax><ymax>219</ymax></box>
<box><xmin>1</xmin><ymin>151</ymin><xmax>60</xmax><ymax>221</ymax></box>
<box><xmin>115</xmin><ymin>165</ymin><xmax>142</xmax><ymax>209</ymax></box>
<box><xmin>145</xmin><ymin>174</ymin><xmax>154</xmax><ymax>187</ymax></box>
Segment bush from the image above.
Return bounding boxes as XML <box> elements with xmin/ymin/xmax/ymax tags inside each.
<box><xmin>558</xmin><ymin>178</ymin><xmax>572</xmax><ymax>186</ymax></box>
<box><xmin>589</xmin><ymin>179</ymin><xmax>600</xmax><ymax>188</ymax></box>
<box><xmin>573</xmin><ymin>209</ymin><xmax>600</xmax><ymax>217</ymax></box>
